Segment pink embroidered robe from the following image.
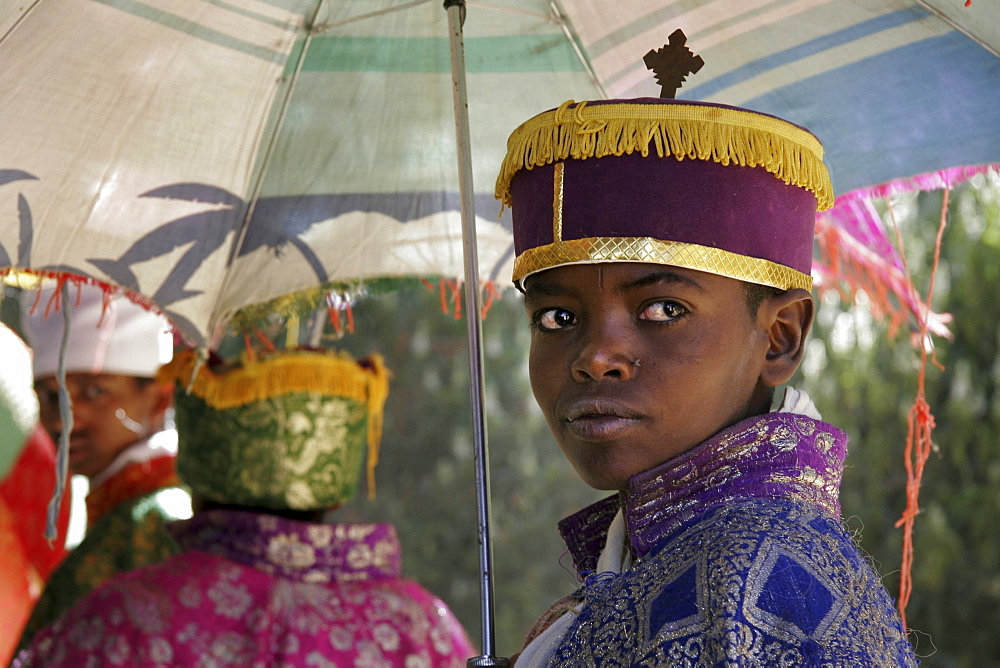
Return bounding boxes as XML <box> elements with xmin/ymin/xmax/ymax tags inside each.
<box><xmin>18</xmin><ymin>509</ymin><xmax>477</xmax><ymax>666</ymax></box>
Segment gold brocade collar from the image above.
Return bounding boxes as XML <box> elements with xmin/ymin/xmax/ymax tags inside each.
<box><xmin>558</xmin><ymin>412</ymin><xmax>847</xmax><ymax>571</ymax></box>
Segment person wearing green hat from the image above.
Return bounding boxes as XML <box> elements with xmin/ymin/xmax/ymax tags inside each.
<box><xmin>17</xmin><ymin>348</ymin><xmax>477</xmax><ymax>666</ymax></box>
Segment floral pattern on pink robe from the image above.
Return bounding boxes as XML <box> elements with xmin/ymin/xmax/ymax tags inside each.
<box><xmin>17</xmin><ymin>510</ymin><xmax>476</xmax><ymax>666</ymax></box>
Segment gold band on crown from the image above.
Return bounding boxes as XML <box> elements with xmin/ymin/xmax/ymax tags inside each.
<box><xmin>513</xmin><ymin>237</ymin><xmax>813</xmax><ymax>291</ymax></box>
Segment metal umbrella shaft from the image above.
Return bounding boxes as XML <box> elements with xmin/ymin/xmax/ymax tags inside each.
<box><xmin>444</xmin><ymin>1</ymin><xmax>509</xmax><ymax>665</ymax></box>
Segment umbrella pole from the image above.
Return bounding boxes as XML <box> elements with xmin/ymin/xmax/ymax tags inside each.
<box><xmin>444</xmin><ymin>1</ymin><xmax>509</xmax><ymax>665</ymax></box>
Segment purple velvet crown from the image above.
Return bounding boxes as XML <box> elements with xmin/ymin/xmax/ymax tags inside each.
<box><xmin>495</xmin><ymin>98</ymin><xmax>834</xmax><ymax>290</ymax></box>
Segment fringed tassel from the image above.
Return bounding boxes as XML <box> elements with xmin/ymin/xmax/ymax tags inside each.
<box><xmin>328</xmin><ymin>304</ymin><xmax>342</xmax><ymax>335</ymax></box>
<box><xmin>363</xmin><ymin>355</ymin><xmax>390</xmax><ymax>500</ymax></box>
<box><xmin>243</xmin><ymin>333</ymin><xmax>255</xmax><ymax>361</ymax></box>
<box><xmin>481</xmin><ymin>282</ymin><xmax>502</xmax><ymax>320</ymax></box>
<box><xmin>421</xmin><ymin>276</ymin><xmax>498</xmax><ymax>321</ymax></box>
<box><xmin>497</xmin><ymin>100</ymin><xmax>834</xmax><ymax>210</ymax></box>
<box><xmin>285</xmin><ymin>312</ymin><xmax>299</xmax><ymax>349</ymax></box>
<box><xmin>449</xmin><ymin>280</ymin><xmax>463</xmax><ymax>320</ymax></box>
<box><xmin>323</xmin><ymin>294</ymin><xmax>356</xmax><ymax>338</ymax></box>
<box><xmin>892</xmin><ymin>188</ymin><xmax>949</xmax><ymax>632</ymax></box>
<box><xmin>439</xmin><ymin>279</ymin><xmax>451</xmax><ymax>317</ymax></box>
<box><xmin>895</xmin><ymin>394</ymin><xmax>936</xmax><ymax>632</ymax></box>
<box><xmin>250</xmin><ymin>324</ymin><xmax>275</xmax><ymax>351</ymax></box>
<box><xmin>160</xmin><ymin>350</ymin><xmax>382</xmax><ymax>411</ymax></box>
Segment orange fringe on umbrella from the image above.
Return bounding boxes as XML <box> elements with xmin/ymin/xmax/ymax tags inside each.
<box><xmin>420</xmin><ymin>277</ymin><xmax>502</xmax><ymax>320</ymax></box>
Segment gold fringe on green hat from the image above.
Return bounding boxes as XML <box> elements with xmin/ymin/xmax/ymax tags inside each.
<box><xmin>495</xmin><ymin>100</ymin><xmax>835</xmax><ymax>212</ymax></box>
<box><xmin>161</xmin><ymin>350</ymin><xmax>390</xmax><ymax>502</ymax></box>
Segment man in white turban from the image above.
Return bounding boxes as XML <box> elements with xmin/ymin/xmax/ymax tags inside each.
<box><xmin>17</xmin><ymin>282</ymin><xmax>189</xmax><ymax>649</ymax></box>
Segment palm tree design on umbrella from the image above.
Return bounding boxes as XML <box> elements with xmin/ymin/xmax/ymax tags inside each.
<box><xmin>0</xmin><ymin>170</ymin><xmax>39</xmax><ymax>270</ymax></box>
<box><xmin>87</xmin><ymin>181</ymin><xmax>335</xmax><ymax>303</ymax></box>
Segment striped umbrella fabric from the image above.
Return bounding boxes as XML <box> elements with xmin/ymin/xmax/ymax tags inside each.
<box><xmin>579</xmin><ymin>0</ymin><xmax>999</xmax><ymax>196</ymax></box>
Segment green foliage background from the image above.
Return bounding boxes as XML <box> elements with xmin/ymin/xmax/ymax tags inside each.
<box><xmin>795</xmin><ymin>175</ymin><xmax>1000</xmax><ymax>666</ymax></box>
<box><xmin>329</xmin><ymin>174</ymin><xmax>999</xmax><ymax>663</ymax></box>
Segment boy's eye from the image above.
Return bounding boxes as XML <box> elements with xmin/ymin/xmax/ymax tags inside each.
<box><xmin>639</xmin><ymin>300</ymin><xmax>687</xmax><ymax>322</ymax></box>
<box><xmin>535</xmin><ymin>307</ymin><xmax>577</xmax><ymax>331</ymax></box>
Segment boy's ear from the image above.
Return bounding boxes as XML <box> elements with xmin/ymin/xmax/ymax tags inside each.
<box><xmin>759</xmin><ymin>288</ymin><xmax>814</xmax><ymax>388</ymax></box>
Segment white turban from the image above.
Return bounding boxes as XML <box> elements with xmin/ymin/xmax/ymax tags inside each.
<box><xmin>22</xmin><ymin>283</ymin><xmax>173</xmax><ymax>380</ymax></box>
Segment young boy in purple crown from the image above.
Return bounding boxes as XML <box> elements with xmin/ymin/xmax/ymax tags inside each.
<box><xmin>498</xmin><ymin>36</ymin><xmax>917</xmax><ymax>666</ymax></box>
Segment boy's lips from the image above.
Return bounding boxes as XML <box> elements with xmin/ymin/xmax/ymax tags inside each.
<box><xmin>563</xmin><ymin>399</ymin><xmax>642</xmax><ymax>441</ymax></box>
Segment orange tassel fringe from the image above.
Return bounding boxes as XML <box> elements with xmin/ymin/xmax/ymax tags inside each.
<box><xmin>892</xmin><ymin>189</ymin><xmax>949</xmax><ymax>632</ymax></box>
<box><xmin>422</xmin><ymin>277</ymin><xmax>502</xmax><ymax>320</ymax></box>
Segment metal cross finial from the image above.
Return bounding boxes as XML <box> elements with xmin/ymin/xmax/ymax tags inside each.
<box><xmin>643</xmin><ymin>28</ymin><xmax>705</xmax><ymax>99</ymax></box>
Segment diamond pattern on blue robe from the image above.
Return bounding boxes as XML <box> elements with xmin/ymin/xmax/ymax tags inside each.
<box><xmin>746</xmin><ymin>541</ymin><xmax>848</xmax><ymax>644</ymax></box>
<box><xmin>648</xmin><ymin>562</ymin><xmax>702</xmax><ymax>641</ymax></box>
<box><xmin>757</xmin><ymin>553</ymin><xmax>834</xmax><ymax>636</ymax></box>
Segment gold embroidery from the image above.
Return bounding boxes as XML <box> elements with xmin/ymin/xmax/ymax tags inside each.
<box><xmin>553</xmin><ymin>502</ymin><xmax>914</xmax><ymax>664</ymax></box>
<box><xmin>177</xmin><ymin>393</ymin><xmax>369</xmax><ymax>511</ymax></box>
<box><xmin>266</xmin><ymin>533</ymin><xmax>317</xmax><ymax>570</ymax></box>
<box><xmin>346</xmin><ymin>544</ymin><xmax>375</xmax><ymax>570</ymax></box>
<box><xmin>307</xmin><ymin>525</ymin><xmax>333</xmax><ymax>547</ymax></box>
<box><xmin>769</xmin><ymin>425</ymin><xmax>798</xmax><ymax>452</ymax></box>
<box><xmin>513</xmin><ymin>236</ymin><xmax>812</xmax><ymax>291</ymax></box>
<box><xmin>341</xmin><ymin>524</ymin><xmax>378</xmax><ymax>541</ymax></box>
<box><xmin>552</xmin><ymin>161</ymin><xmax>565</xmax><ymax>242</ymax></box>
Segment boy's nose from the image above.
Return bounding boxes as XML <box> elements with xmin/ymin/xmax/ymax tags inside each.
<box><xmin>571</xmin><ymin>329</ymin><xmax>637</xmax><ymax>382</ymax></box>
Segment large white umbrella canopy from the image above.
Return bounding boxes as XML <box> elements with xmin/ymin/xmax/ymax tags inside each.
<box><xmin>3</xmin><ymin>0</ymin><xmax>997</xmax><ymax>347</ymax></box>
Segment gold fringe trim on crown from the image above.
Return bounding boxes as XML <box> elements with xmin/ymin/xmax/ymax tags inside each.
<box><xmin>513</xmin><ymin>236</ymin><xmax>813</xmax><ymax>291</ymax></box>
<box><xmin>495</xmin><ymin>100</ymin><xmax>835</xmax><ymax>211</ymax></box>
<box><xmin>160</xmin><ymin>350</ymin><xmax>391</xmax><ymax>499</ymax></box>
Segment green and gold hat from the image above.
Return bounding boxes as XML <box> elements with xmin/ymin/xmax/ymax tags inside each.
<box><xmin>160</xmin><ymin>349</ymin><xmax>390</xmax><ymax>511</ymax></box>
